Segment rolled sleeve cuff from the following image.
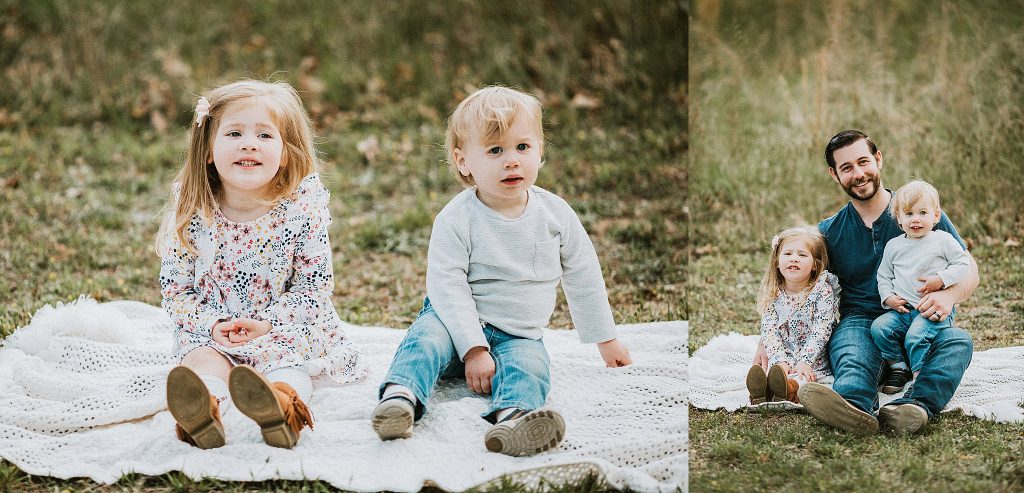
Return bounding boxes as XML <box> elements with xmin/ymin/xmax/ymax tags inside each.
<box><xmin>452</xmin><ymin>330</ymin><xmax>490</xmax><ymax>361</ymax></box>
<box><xmin>938</xmin><ymin>271</ymin><xmax>959</xmax><ymax>290</ymax></box>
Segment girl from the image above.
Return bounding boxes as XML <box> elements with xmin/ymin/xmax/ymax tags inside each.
<box><xmin>157</xmin><ymin>80</ymin><xmax>363</xmax><ymax>449</ymax></box>
<box><xmin>746</xmin><ymin>226</ymin><xmax>839</xmax><ymax>405</ymax></box>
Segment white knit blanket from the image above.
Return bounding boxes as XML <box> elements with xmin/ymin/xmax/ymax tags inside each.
<box><xmin>689</xmin><ymin>332</ymin><xmax>1024</xmax><ymax>422</ymax></box>
<box><xmin>0</xmin><ymin>298</ymin><xmax>686</xmax><ymax>492</ymax></box>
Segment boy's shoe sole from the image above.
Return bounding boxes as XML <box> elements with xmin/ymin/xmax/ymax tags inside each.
<box><xmin>229</xmin><ymin>365</ymin><xmax>298</xmax><ymax>449</ymax></box>
<box><xmin>372</xmin><ymin>396</ymin><xmax>414</xmax><ymax>440</ymax></box>
<box><xmin>746</xmin><ymin>365</ymin><xmax>769</xmax><ymax>404</ymax></box>
<box><xmin>166</xmin><ymin>366</ymin><xmax>225</xmax><ymax>449</ymax></box>
<box><xmin>484</xmin><ymin>409</ymin><xmax>565</xmax><ymax>457</ymax></box>
<box><xmin>879</xmin><ymin>403</ymin><xmax>928</xmax><ymax>434</ymax></box>
<box><xmin>767</xmin><ymin>364</ymin><xmax>789</xmax><ymax>402</ymax></box>
<box><xmin>797</xmin><ymin>382</ymin><xmax>879</xmax><ymax>436</ymax></box>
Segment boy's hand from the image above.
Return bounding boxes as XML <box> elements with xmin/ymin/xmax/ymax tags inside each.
<box><xmin>598</xmin><ymin>339</ymin><xmax>632</xmax><ymax>367</ymax></box>
<box><xmin>794</xmin><ymin>362</ymin><xmax>817</xmax><ymax>382</ymax></box>
<box><xmin>464</xmin><ymin>346</ymin><xmax>495</xmax><ymax>395</ymax></box>
<box><xmin>917</xmin><ymin>275</ymin><xmax>944</xmax><ymax>296</ymax></box>
<box><xmin>884</xmin><ymin>295</ymin><xmax>910</xmax><ymax>313</ymax></box>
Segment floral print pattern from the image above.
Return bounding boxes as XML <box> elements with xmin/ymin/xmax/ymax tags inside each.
<box><xmin>159</xmin><ymin>174</ymin><xmax>364</xmax><ymax>383</ymax></box>
<box><xmin>760</xmin><ymin>271</ymin><xmax>840</xmax><ymax>377</ymax></box>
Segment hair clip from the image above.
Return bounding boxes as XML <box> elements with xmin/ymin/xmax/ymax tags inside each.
<box><xmin>194</xmin><ymin>97</ymin><xmax>210</xmax><ymax>126</ymax></box>
<box><xmin>770</xmin><ymin>234</ymin><xmax>781</xmax><ymax>250</ymax></box>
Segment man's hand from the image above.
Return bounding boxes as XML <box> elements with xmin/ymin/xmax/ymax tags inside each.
<box><xmin>917</xmin><ymin>275</ymin><xmax>945</xmax><ymax>296</ymax></box>
<box><xmin>884</xmin><ymin>295</ymin><xmax>911</xmax><ymax>314</ymax></box>
<box><xmin>917</xmin><ymin>289</ymin><xmax>955</xmax><ymax>322</ymax></box>
<box><xmin>597</xmin><ymin>339</ymin><xmax>632</xmax><ymax>367</ymax></box>
<box><xmin>464</xmin><ymin>346</ymin><xmax>495</xmax><ymax>395</ymax></box>
<box><xmin>794</xmin><ymin>362</ymin><xmax>817</xmax><ymax>382</ymax></box>
<box><xmin>752</xmin><ymin>340</ymin><xmax>768</xmax><ymax>370</ymax></box>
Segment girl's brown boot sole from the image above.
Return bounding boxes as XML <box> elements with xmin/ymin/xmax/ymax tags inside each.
<box><xmin>166</xmin><ymin>365</ymin><xmax>225</xmax><ymax>449</ymax></box>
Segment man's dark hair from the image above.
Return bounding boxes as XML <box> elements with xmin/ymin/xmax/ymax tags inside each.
<box><xmin>824</xmin><ymin>130</ymin><xmax>878</xmax><ymax>169</ymax></box>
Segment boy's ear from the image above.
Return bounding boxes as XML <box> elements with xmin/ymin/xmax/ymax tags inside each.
<box><xmin>453</xmin><ymin>148</ymin><xmax>470</xmax><ymax>176</ymax></box>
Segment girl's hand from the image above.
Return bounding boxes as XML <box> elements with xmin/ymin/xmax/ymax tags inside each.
<box><xmin>227</xmin><ymin>325</ymin><xmax>249</xmax><ymax>345</ymax></box>
<box><xmin>231</xmin><ymin>318</ymin><xmax>272</xmax><ymax>342</ymax></box>
<box><xmin>794</xmin><ymin>362</ymin><xmax>817</xmax><ymax>382</ymax></box>
<box><xmin>212</xmin><ymin>319</ymin><xmax>242</xmax><ymax>347</ymax></box>
<box><xmin>752</xmin><ymin>340</ymin><xmax>768</xmax><ymax>371</ymax></box>
<box><xmin>463</xmin><ymin>346</ymin><xmax>496</xmax><ymax>395</ymax></box>
<box><xmin>598</xmin><ymin>339</ymin><xmax>632</xmax><ymax>367</ymax></box>
<box><xmin>884</xmin><ymin>295</ymin><xmax>910</xmax><ymax>313</ymax></box>
<box><xmin>775</xmin><ymin>361</ymin><xmax>791</xmax><ymax>375</ymax></box>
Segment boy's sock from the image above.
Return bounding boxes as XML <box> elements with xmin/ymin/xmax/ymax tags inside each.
<box><xmin>382</xmin><ymin>383</ymin><xmax>417</xmax><ymax>404</ymax></box>
<box><xmin>495</xmin><ymin>407</ymin><xmax>518</xmax><ymax>422</ymax></box>
<box><xmin>374</xmin><ymin>384</ymin><xmax>416</xmax><ymax>440</ymax></box>
<box><xmin>890</xmin><ymin>361</ymin><xmax>909</xmax><ymax>371</ymax></box>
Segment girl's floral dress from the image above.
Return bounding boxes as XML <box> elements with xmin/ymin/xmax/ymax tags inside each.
<box><xmin>160</xmin><ymin>174</ymin><xmax>364</xmax><ymax>383</ymax></box>
<box><xmin>760</xmin><ymin>270</ymin><xmax>840</xmax><ymax>377</ymax></box>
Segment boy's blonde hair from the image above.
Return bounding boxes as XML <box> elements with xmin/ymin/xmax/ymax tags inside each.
<box><xmin>891</xmin><ymin>180</ymin><xmax>941</xmax><ymax>220</ymax></box>
<box><xmin>157</xmin><ymin>79</ymin><xmax>319</xmax><ymax>255</ymax></box>
<box><xmin>444</xmin><ymin>86</ymin><xmax>544</xmax><ymax>186</ymax></box>
<box><xmin>756</xmin><ymin>226</ymin><xmax>830</xmax><ymax>315</ymax></box>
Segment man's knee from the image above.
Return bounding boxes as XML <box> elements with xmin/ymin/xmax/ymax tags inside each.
<box><xmin>936</xmin><ymin>327</ymin><xmax>974</xmax><ymax>354</ymax></box>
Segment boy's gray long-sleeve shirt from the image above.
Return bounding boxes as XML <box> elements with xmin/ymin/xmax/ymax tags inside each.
<box><xmin>876</xmin><ymin>229</ymin><xmax>971</xmax><ymax>308</ymax></box>
<box><xmin>426</xmin><ymin>186</ymin><xmax>617</xmax><ymax>360</ymax></box>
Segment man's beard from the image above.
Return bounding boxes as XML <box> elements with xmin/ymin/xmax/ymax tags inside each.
<box><xmin>842</xmin><ymin>174</ymin><xmax>881</xmax><ymax>201</ymax></box>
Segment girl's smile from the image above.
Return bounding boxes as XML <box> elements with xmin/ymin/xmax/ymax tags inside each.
<box><xmin>212</xmin><ymin>101</ymin><xmax>284</xmax><ymax>202</ymax></box>
<box><xmin>777</xmin><ymin>237</ymin><xmax>815</xmax><ymax>291</ymax></box>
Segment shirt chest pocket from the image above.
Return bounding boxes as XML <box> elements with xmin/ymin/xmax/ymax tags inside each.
<box><xmin>533</xmin><ymin>237</ymin><xmax>562</xmax><ymax>279</ymax></box>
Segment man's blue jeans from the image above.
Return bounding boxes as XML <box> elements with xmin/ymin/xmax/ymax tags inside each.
<box><xmin>870</xmin><ymin>309</ymin><xmax>955</xmax><ymax>372</ymax></box>
<box><xmin>829</xmin><ymin>312</ymin><xmax>972</xmax><ymax>418</ymax></box>
<box><xmin>379</xmin><ymin>298</ymin><xmax>550</xmax><ymax>423</ymax></box>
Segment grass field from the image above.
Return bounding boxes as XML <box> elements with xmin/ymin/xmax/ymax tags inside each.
<box><xmin>689</xmin><ymin>1</ymin><xmax>1024</xmax><ymax>491</ymax></box>
<box><xmin>0</xmin><ymin>1</ymin><xmax>685</xmax><ymax>491</ymax></box>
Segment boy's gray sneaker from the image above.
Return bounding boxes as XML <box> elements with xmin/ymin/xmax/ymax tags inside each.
<box><xmin>372</xmin><ymin>396</ymin><xmax>414</xmax><ymax>440</ymax></box>
<box><xmin>879</xmin><ymin>403</ymin><xmax>929</xmax><ymax>434</ymax></box>
<box><xmin>797</xmin><ymin>382</ymin><xmax>879</xmax><ymax>435</ymax></box>
<box><xmin>484</xmin><ymin>408</ymin><xmax>565</xmax><ymax>457</ymax></box>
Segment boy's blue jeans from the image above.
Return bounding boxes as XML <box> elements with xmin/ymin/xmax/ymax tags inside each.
<box><xmin>829</xmin><ymin>312</ymin><xmax>972</xmax><ymax>419</ymax></box>
<box><xmin>379</xmin><ymin>298</ymin><xmax>550</xmax><ymax>423</ymax></box>
<box><xmin>870</xmin><ymin>308</ymin><xmax>955</xmax><ymax>372</ymax></box>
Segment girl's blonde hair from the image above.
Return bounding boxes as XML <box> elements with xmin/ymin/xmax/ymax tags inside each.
<box><xmin>891</xmin><ymin>179</ymin><xmax>941</xmax><ymax>221</ymax></box>
<box><xmin>156</xmin><ymin>80</ymin><xmax>319</xmax><ymax>255</ymax></box>
<box><xmin>755</xmin><ymin>225</ymin><xmax>830</xmax><ymax>315</ymax></box>
<box><xmin>443</xmin><ymin>86</ymin><xmax>544</xmax><ymax>186</ymax></box>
